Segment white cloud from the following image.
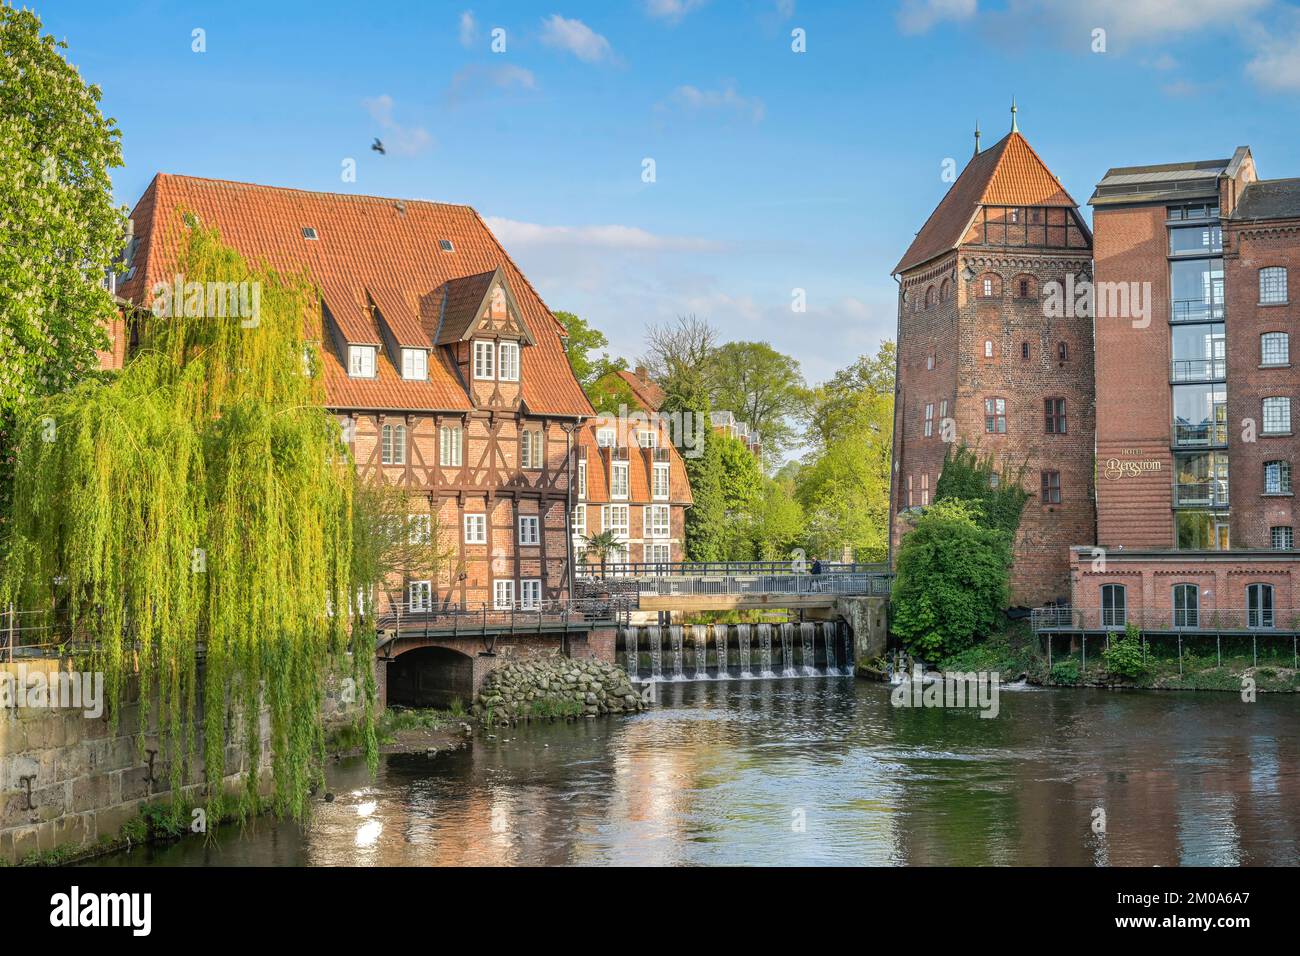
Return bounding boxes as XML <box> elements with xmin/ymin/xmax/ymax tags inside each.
<box><xmin>645</xmin><ymin>0</ymin><xmax>707</xmax><ymax>24</ymax></box>
<box><xmin>485</xmin><ymin>217</ymin><xmax>724</xmax><ymax>253</ymax></box>
<box><xmin>539</xmin><ymin>15</ymin><xmax>617</xmax><ymax>63</ymax></box>
<box><xmin>458</xmin><ymin>10</ymin><xmax>478</xmax><ymax>48</ymax></box>
<box><xmin>361</xmin><ymin>95</ymin><xmax>433</xmax><ymax>156</ymax></box>
<box><xmin>1246</xmin><ymin>23</ymin><xmax>1300</xmax><ymax>91</ymax></box>
<box><xmin>445</xmin><ymin>64</ymin><xmax>538</xmax><ymax>106</ymax></box>
<box><xmin>662</xmin><ymin>82</ymin><xmax>766</xmax><ymax>123</ymax></box>
<box><xmin>896</xmin><ymin>0</ymin><xmax>977</xmax><ymax>35</ymax></box>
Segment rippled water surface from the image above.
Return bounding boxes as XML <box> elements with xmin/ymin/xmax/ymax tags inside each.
<box><xmin>89</xmin><ymin>678</ymin><xmax>1300</xmax><ymax>866</ymax></box>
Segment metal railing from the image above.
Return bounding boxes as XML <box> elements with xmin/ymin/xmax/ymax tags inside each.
<box><xmin>1172</xmin><ymin>420</ymin><xmax>1227</xmax><ymax>448</ymax></box>
<box><xmin>1032</xmin><ymin>606</ymin><xmax>1300</xmax><ymax>634</ymax></box>
<box><xmin>1170</xmin><ymin>358</ymin><xmax>1226</xmax><ymax>382</ymax></box>
<box><xmin>1173</xmin><ymin>480</ymin><xmax>1229</xmax><ymax>508</ymax></box>
<box><xmin>577</xmin><ymin>560</ymin><xmax>888</xmax><ymax>578</ymax></box>
<box><xmin>629</xmin><ymin>572</ymin><xmax>890</xmax><ymax>598</ymax></box>
<box><xmin>1171</xmin><ymin>298</ymin><xmax>1225</xmax><ymax>322</ymax></box>
<box><xmin>375</xmin><ymin>597</ymin><xmax>632</xmax><ymax>638</ymax></box>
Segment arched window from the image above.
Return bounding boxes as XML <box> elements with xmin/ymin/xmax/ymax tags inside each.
<box><xmin>979</xmin><ymin>273</ymin><xmax>1002</xmax><ymax>297</ymax></box>
<box><xmin>1013</xmin><ymin>274</ymin><xmax>1037</xmax><ymax>298</ymax></box>
<box><xmin>1021</xmin><ymin>341</ymin><xmax>1031</xmax><ymax>360</ymax></box>
<box><xmin>940</xmin><ymin>278</ymin><xmax>951</xmax><ymax>301</ymax></box>
<box><xmin>1101</xmin><ymin>584</ymin><xmax>1126</xmax><ymax>628</ymax></box>
<box><xmin>1172</xmin><ymin>583</ymin><xmax>1199</xmax><ymax>629</ymax></box>
<box><xmin>1260</xmin><ymin>266</ymin><xmax>1288</xmax><ymax>305</ymax></box>
<box><xmin>1247</xmin><ymin>583</ymin><xmax>1274</xmax><ymax>629</ymax></box>
<box><xmin>1058</xmin><ymin>341</ymin><xmax>1069</xmax><ymax>363</ymax></box>
<box><xmin>925</xmin><ymin>285</ymin><xmax>936</xmax><ymax>308</ymax></box>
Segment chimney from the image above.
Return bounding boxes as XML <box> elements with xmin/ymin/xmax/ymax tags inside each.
<box><xmin>634</xmin><ymin>365</ymin><xmax>648</xmax><ymax>382</ymax></box>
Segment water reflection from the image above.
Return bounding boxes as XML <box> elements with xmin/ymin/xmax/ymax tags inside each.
<box><xmin>88</xmin><ymin>679</ymin><xmax>1300</xmax><ymax>867</ymax></box>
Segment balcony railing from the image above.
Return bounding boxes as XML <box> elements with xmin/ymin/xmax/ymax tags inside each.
<box><xmin>1031</xmin><ymin>606</ymin><xmax>1298</xmax><ymax>633</ymax></box>
<box><xmin>578</xmin><ymin>560</ymin><xmax>888</xmax><ymax>578</ymax></box>
<box><xmin>1171</xmin><ymin>298</ymin><xmax>1225</xmax><ymax>323</ymax></box>
<box><xmin>1171</xmin><ymin>358</ymin><xmax>1226</xmax><ymax>382</ymax></box>
<box><xmin>1173</xmin><ymin>480</ymin><xmax>1229</xmax><ymax>508</ymax></box>
<box><xmin>376</xmin><ymin>597</ymin><xmax>632</xmax><ymax>638</ymax></box>
<box><xmin>1172</xmin><ymin>420</ymin><xmax>1227</xmax><ymax>448</ymax></box>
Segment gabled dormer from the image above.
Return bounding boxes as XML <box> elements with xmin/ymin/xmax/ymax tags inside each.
<box><xmin>435</xmin><ymin>267</ymin><xmax>535</xmax><ymax>408</ymax></box>
<box><xmin>367</xmin><ymin>285</ymin><xmax>430</xmax><ymax>381</ymax></box>
<box><xmin>319</xmin><ymin>282</ymin><xmax>382</xmax><ymax>379</ymax></box>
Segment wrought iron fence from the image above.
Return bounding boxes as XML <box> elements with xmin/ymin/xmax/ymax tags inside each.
<box><xmin>375</xmin><ymin>597</ymin><xmax>632</xmax><ymax>637</ymax></box>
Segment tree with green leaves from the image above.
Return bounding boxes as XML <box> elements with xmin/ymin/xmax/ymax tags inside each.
<box><xmin>746</xmin><ymin>477</ymin><xmax>806</xmax><ymax>560</ymax></box>
<box><xmin>708</xmin><ymin>340</ymin><xmax>810</xmax><ymax>461</ymax></box>
<box><xmin>586</xmin><ymin>369</ymin><xmax>639</xmax><ymax>415</ymax></box>
<box><xmin>890</xmin><ymin>498</ymin><xmax>1012</xmax><ymax>660</ymax></box>
<box><xmin>1</xmin><ymin>223</ymin><xmax>376</xmax><ymax>825</ymax></box>
<box><xmin>580</xmin><ymin>529</ymin><xmax>623</xmax><ymax>577</ymax></box>
<box><xmin>934</xmin><ymin>443</ymin><xmax>1030</xmax><ymax>536</ymax></box>
<box><xmin>0</xmin><ymin>4</ymin><xmax>125</xmax><ymax>519</ymax></box>
<box><xmin>555</xmin><ymin>311</ymin><xmax>627</xmax><ymax>395</ymax></box>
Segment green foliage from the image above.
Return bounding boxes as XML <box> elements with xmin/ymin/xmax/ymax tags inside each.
<box><xmin>708</xmin><ymin>340</ymin><xmax>810</xmax><ymax>461</ymax></box>
<box><xmin>555</xmin><ymin>311</ymin><xmax>627</xmax><ymax>394</ymax></box>
<box><xmin>586</xmin><ymin>371</ymin><xmax>639</xmax><ymax>415</ymax></box>
<box><xmin>581</xmin><ymin>529</ymin><xmax>623</xmax><ymax>574</ymax></box>
<box><xmin>1</xmin><ymin>222</ymin><xmax>375</xmax><ymax>824</ymax></box>
<box><xmin>1050</xmin><ymin>659</ymin><xmax>1080</xmax><ymax>685</ymax></box>
<box><xmin>0</xmin><ymin>5</ymin><xmax>125</xmax><ymax>516</ymax></box>
<box><xmin>890</xmin><ymin>499</ymin><xmax>1012</xmax><ymax>659</ymax></box>
<box><xmin>795</xmin><ymin>341</ymin><xmax>894</xmax><ymax>562</ymax></box>
<box><xmin>1102</xmin><ymin>626</ymin><xmax>1149</xmax><ymax>679</ymax></box>
<box><xmin>746</xmin><ymin>476</ymin><xmax>806</xmax><ymax>560</ymax></box>
<box><xmin>934</xmin><ymin>444</ymin><xmax>1030</xmax><ymax>536</ymax></box>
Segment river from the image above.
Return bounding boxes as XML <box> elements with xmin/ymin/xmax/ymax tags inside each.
<box><xmin>86</xmin><ymin>677</ymin><xmax>1300</xmax><ymax>866</ymax></box>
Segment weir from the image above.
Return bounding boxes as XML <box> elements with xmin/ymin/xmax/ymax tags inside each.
<box><xmin>621</xmin><ymin>621</ymin><xmax>852</xmax><ymax>681</ymax></box>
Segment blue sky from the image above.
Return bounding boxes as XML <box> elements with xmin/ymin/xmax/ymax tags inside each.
<box><xmin>37</xmin><ymin>0</ymin><xmax>1300</xmax><ymax>385</ymax></box>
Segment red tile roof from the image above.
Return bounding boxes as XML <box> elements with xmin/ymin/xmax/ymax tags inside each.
<box><xmin>119</xmin><ymin>174</ymin><xmax>594</xmax><ymax>417</ymax></box>
<box><xmin>576</xmin><ymin>419</ymin><xmax>694</xmax><ymax>506</ymax></box>
<box><xmin>616</xmin><ymin>369</ymin><xmax>666</xmax><ymax>412</ymax></box>
<box><xmin>893</xmin><ymin>131</ymin><xmax>1078</xmax><ymax>275</ymax></box>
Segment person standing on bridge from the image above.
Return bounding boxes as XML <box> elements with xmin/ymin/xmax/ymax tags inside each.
<box><xmin>810</xmin><ymin>557</ymin><xmax>823</xmax><ymax>591</ymax></box>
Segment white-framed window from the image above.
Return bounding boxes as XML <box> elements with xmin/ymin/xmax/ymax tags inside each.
<box><xmin>652</xmin><ymin>462</ymin><xmax>670</xmax><ymax>500</ymax></box>
<box><xmin>611</xmin><ymin>461</ymin><xmax>629</xmax><ymax>499</ymax></box>
<box><xmin>924</xmin><ymin>403</ymin><xmax>934</xmax><ymax>437</ymax></box>
<box><xmin>1260</xmin><ymin>266</ymin><xmax>1288</xmax><ymax>304</ymax></box>
<box><xmin>939</xmin><ymin>399</ymin><xmax>948</xmax><ymax>418</ymax></box>
<box><xmin>1263</xmin><ymin>396</ymin><xmax>1291</xmax><ymax>435</ymax></box>
<box><xmin>518</xmin><ymin>514</ymin><xmax>539</xmax><ymax>545</ymax></box>
<box><xmin>637</xmin><ymin>430</ymin><xmax>657</xmax><ymax>448</ymax></box>
<box><xmin>645</xmin><ymin>543</ymin><xmax>671</xmax><ymax>564</ymax></box>
<box><xmin>577</xmin><ymin>459</ymin><xmax>587</xmax><ymax>499</ymax></box>
<box><xmin>1272</xmin><ymin>526</ymin><xmax>1293</xmax><ymax>550</ymax></box>
<box><xmin>408</xmin><ymin>513</ymin><xmax>432</xmax><ymax>545</ymax></box>
<box><xmin>408</xmin><ymin>580</ymin><xmax>431</xmax><ymax>613</ymax></box>
<box><xmin>401</xmin><ymin>348</ymin><xmax>427</xmax><ymax>380</ymax></box>
<box><xmin>596</xmin><ymin>427</ymin><xmax>616</xmax><ymax>448</ymax></box>
<box><xmin>644</xmin><ymin>504</ymin><xmax>670</xmax><ymax>538</ymax></box>
<box><xmin>498</xmin><ymin>342</ymin><xmax>520</xmax><ymax>381</ymax></box>
<box><xmin>1262</xmin><ymin>332</ymin><xmax>1290</xmax><ymax>366</ymax></box>
<box><xmin>348</xmin><ymin>345</ymin><xmax>376</xmax><ymax>378</ymax></box>
<box><xmin>464</xmin><ymin>513</ymin><xmax>486</xmax><ymax>544</ymax></box>
<box><xmin>984</xmin><ymin>340</ymin><xmax>994</xmax><ymax>358</ymax></box>
<box><xmin>439</xmin><ymin>425</ymin><xmax>462</xmax><ymax>466</ymax></box>
<box><xmin>519</xmin><ymin>579</ymin><xmax>542</xmax><ymax>610</ymax></box>
<box><xmin>572</xmin><ymin>505</ymin><xmax>586</xmax><ymax>538</ymax></box>
<box><xmin>1265</xmin><ymin>460</ymin><xmax>1291</xmax><ymax>495</ymax></box>
<box><xmin>602</xmin><ymin>504</ymin><xmax>629</xmax><ymax>539</ymax></box>
<box><xmin>473</xmin><ymin>340</ymin><xmax>495</xmax><ymax>379</ymax></box>
<box><xmin>493</xmin><ymin>579</ymin><xmax>514</xmax><ymax>610</ymax></box>
<box><xmin>521</xmin><ymin>429</ymin><xmax>543</xmax><ymax>469</ymax></box>
<box><xmin>381</xmin><ymin>423</ymin><xmax>406</xmax><ymax>465</ymax></box>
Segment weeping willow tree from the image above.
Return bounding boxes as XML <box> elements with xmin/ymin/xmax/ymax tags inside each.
<box><xmin>0</xmin><ymin>219</ymin><xmax>376</xmax><ymax>823</ymax></box>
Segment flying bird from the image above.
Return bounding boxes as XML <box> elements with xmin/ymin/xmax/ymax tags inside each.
<box><xmin>371</xmin><ymin>138</ymin><xmax>386</xmax><ymax>155</ymax></box>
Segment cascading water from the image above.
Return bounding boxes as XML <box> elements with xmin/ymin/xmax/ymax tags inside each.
<box><xmin>713</xmin><ymin>623</ymin><xmax>730</xmax><ymax>678</ymax></box>
<box><xmin>648</xmin><ymin>626</ymin><xmax>662</xmax><ymax>682</ymax></box>
<box><xmin>670</xmin><ymin>625</ymin><xmax>685</xmax><ymax>680</ymax></box>
<box><xmin>800</xmin><ymin>622</ymin><xmax>817</xmax><ymax>676</ymax></box>
<box><xmin>737</xmin><ymin>623</ymin><xmax>752</xmax><ymax>678</ymax></box>
<box><xmin>625</xmin><ymin>627</ymin><xmax>638</xmax><ymax>679</ymax></box>
<box><xmin>757</xmin><ymin>623</ymin><xmax>774</xmax><ymax>677</ymax></box>
<box><xmin>779</xmin><ymin>623</ymin><xmax>796</xmax><ymax>677</ymax></box>
<box><xmin>824</xmin><ymin>622</ymin><xmax>839</xmax><ymax>675</ymax></box>
<box><xmin>692</xmin><ymin>624</ymin><xmax>710</xmax><ymax>680</ymax></box>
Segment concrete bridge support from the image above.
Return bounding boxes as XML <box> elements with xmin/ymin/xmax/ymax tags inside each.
<box><xmin>828</xmin><ymin>596</ymin><xmax>889</xmax><ymax>665</ymax></box>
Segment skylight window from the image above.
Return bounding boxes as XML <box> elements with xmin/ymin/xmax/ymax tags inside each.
<box><xmin>438</xmin><ymin>239</ymin><xmax>454</xmax><ymax>252</ymax></box>
<box><xmin>302</xmin><ymin>226</ymin><xmax>319</xmax><ymax>240</ymax></box>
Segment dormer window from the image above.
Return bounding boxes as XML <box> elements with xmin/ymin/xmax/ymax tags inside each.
<box><xmin>498</xmin><ymin>342</ymin><xmax>519</xmax><ymax>381</ymax></box>
<box><xmin>596</xmin><ymin>427</ymin><xmax>616</xmax><ymax>448</ymax></box>
<box><xmin>472</xmin><ymin>340</ymin><xmax>495</xmax><ymax>379</ymax></box>
<box><xmin>638</xmin><ymin>430</ymin><xmax>657</xmax><ymax>448</ymax></box>
<box><xmin>348</xmin><ymin>345</ymin><xmax>376</xmax><ymax>378</ymax></box>
<box><xmin>302</xmin><ymin>227</ymin><xmax>319</xmax><ymax>240</ymax></box>
<box><xmin>438</xmin><ymin>239</ymin><xmax>454</xmax><ymax>252</ymax></box>
<box><xmin>401</xmin><ymin>348</ymin><xmax>428</xmax><ymax>381</ymax></box>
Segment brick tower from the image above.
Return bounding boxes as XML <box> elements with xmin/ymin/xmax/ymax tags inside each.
<box><xmin>889</xmin><ymin>108</ymin><xmax>1096</xmax><ymax>606</ymax></box>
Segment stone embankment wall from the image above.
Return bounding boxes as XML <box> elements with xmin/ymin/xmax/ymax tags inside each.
<box><xmin>0</xmin><ymin>657</ymin><xmax>363</xmax><ymax>865</ymax></box>
<box><xmin>472</xmin><ymin>658</ymin><xmax>644</xmax><ymax>721</ymax></box>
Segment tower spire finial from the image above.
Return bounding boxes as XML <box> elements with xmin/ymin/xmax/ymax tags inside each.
<box><xmin>973</xmin><ymin>120</ymin><xmax>981</xmax><ymax>157</ymax></box>
<box><xmin>1010</xmin><ymin>96</ymin><xmax>1019</xmax><ymax>133</ymax></box>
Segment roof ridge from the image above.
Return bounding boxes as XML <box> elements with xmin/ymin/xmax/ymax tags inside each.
<box><xmin>153</xmin><ymin>172</ymin><xmax>477</xmax><ymax>211</ymax></box>
<box><xmin>985</xmin><ymin>131</ymin><xmax>1079</xmax><ymax>207</ymax></box>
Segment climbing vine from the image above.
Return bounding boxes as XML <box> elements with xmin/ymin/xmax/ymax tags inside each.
<box><xmin>1</xmin><ymin>220</ymin><xmax>375</xmax><ymax>823</ymax></box>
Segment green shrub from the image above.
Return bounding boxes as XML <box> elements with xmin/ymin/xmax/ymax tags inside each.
<box><xmin>1102</xmin><ymin>626</ymin><xmax>1149</xmax><ymax>679</ymax></box>
<box><xmin>1050</xmin><ymin>658</ymin><xmax>1080</xmax><ymax>685</ymax></box>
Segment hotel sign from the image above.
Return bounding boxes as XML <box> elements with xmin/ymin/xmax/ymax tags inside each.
<box><xmin>1103</xmin><ymin>451</ymin><xmax>1163</xmax><ymax>481</ymax></box>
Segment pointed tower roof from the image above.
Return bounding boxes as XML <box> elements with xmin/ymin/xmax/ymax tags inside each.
<box><xmin>893</xmin><ymin>131</ymin><xmax>1078</xmax><ymax>275</ymax></box>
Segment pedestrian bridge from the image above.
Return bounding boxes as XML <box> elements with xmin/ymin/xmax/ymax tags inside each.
<box><xmin>578</xmin><ymin>561</ymin><xmax>891</xmax><ymax>612</ymax></box>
